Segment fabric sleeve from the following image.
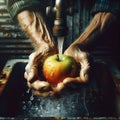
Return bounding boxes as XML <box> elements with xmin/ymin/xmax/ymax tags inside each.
<box><xmin>91</xmin><ymin>0</ymin><xmax>120</xmax><ymax>15</ymax></box>
<box><xmin>5</xmin><ymin>0</ymin><xmax>49</xmax><ymax>20</ymax></box>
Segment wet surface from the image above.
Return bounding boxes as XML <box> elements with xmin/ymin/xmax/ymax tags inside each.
<box><xmin>0</xmin><ymin>62</ymin><xmax>117</xmax><ymax>117</ymax></box>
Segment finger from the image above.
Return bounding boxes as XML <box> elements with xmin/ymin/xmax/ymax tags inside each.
<box><xmin>24</xmin><ymin>69</ymin><xmax>36</xmax><ymax>82</ymax></box>
<box><xmin>25</xmin><ymin>64</ymin><xmax>38</xmax><ymax>82</ymax></box>
<box><xmin>24</xmin><ymin>70</ymin><xmax>35</xmax><ymax>81</ymax></box>
<box><xmin>24</xmin><ymin>71</ymin><xmax>28</xmax><ymax>80</ymax></box>
<box><xmin>63</xmin><ymin>76</ymin><xmax>88</xmax><ymax>84</ymax></box>
<box><xmin>63</xmin><ymin>77</ymin><xmax>81</xmax><ymax>84</ymax></box>
<box><xmin>28</xmin><ymin>52</ymin><xmax>38</xmax><ymax>65</ymax></box>
<box><xmin>52</xmin><ymin>82</ymin><xmax>65</xmax><ymax>92</ymax></box>
<box><xmin>29</xmin><ymin>80</ymin><xmax>51</xmax><ymax>91</ymax></box>
<box><xmin>27</xmin><ymin>81</ymin><xmax>32</xmax><ymax>88</ymax></box>
<box><xmin>80</xmin><ymin>60</ymin><xmax>90</xmax><ymax>82</ymax></box>
<box><xmin>80</xmin><ymin>58</ymin><xmax>90</xmax><ymax>68</ymax></box>
<box><xmin>33</xmin><ymin>90</ymin><xmax>55</xmax><ymax>97</ymax></box>
<box><xmin>52</xmin><ymin>77</ymin><xmax>84</xmax><ymax>93</ymax></box>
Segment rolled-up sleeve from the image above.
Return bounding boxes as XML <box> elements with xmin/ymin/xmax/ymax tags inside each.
<box><xmin>5</xmin><ymin>0</ymin><xmax>49</xmax><ymax>20</ymax></box>
<box><xmin>91</xmin><ymin>0</ymin><xmax>120</xmax><ymax>15</ymax></box>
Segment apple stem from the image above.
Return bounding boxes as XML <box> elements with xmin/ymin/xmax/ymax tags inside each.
<box><xmin>57</xmin><ymin>54</ymin><xmax>61</xmax><ymax>61</ymax></box>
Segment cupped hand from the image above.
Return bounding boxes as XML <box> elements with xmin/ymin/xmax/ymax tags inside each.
<box><xmin>24</xmin><ymin>44</ymin><xmax>90</xmax><ymax>97</ymax></box>
<box><xmin>52</xmin><ymin>44</ymin><xmax>90</xmax><ymax>93</ymax></box>
<box><xmin>64</xmin><ymin>44</ymin><xmax>90</xmax><ymax>82</ymax></box>
<box><xmin>24</xmin><ymin>46</ymin><xmax>58</xmax><ymax>97</ymax></box>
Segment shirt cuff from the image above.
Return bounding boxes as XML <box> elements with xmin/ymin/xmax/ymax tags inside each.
<box><xmin>9</xmin><ymin>0</ymin><xmax>42</xmax><ymax>20</ymax></box>
<box><xmin>91</xmin><ymin>0</ymin><xmax>120</xmax><ymax>15</ymax></box>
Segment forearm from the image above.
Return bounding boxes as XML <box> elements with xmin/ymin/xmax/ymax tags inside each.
<box><xmin>5</xmin><ymin>0</ymin><xmax>44</xmax><ymax>19</ymax></box>
<box><xmin>71</xmin><ymin>12</ymin><xmax>116</xmax><ymax>47</ymax></box>
<box><xmin>17</xmin><ymin>10</ymin><xmax>55</xmax><ymax>49</ymax></box>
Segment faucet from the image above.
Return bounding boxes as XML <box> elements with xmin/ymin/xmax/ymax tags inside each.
<box><xmin>46</xmin><ymin>0</ymin><xmax>77</xmax><ymax>37</ymax></box>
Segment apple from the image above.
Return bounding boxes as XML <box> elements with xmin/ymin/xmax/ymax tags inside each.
<box><xmin>43</xmin><ymin>54</ymin><xmax>78</xmax><ymax>85</ymax></box>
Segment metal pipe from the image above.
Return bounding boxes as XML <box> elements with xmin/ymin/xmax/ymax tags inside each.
<box><xmin>52</xmin><ymin>0</ymin><xmax>68</xmax><ymax>37</ymax></box>
<box><xmin>46</xmin><ymin>0</ymin><xmax>77</xmax><ymax>37</ymax></box>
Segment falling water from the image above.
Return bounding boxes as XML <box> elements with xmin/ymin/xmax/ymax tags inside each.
<box><xmin>57</xmin><ymin>37</ymin><xmax>64</xmax><ymax>55</ymax></box>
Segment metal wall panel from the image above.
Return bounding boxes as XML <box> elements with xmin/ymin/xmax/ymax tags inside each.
<box><xmin>0</xmin><ymin>0</ymin><xmax>34</xmax><ymax>59</ymax></box>
<box><xmin>66</xmin><ymin>0</ymin><xmax>92</xmax><ymax>42</ymax></box>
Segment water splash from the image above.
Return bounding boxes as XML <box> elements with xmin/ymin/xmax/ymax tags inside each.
<box><xmin>30</xmin><ymin>94</ymin><xmax>34</xmax><ymax>101</ymax></box>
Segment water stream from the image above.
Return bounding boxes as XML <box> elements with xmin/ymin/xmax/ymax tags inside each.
<box><xmin>57</xmin><ymin>37</ymin><xmax>64</xmax><ymax>56</ymax></box>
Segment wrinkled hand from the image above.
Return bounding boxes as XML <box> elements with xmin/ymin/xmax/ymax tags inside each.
<box><xmin>24</xmin><ymin>12</ymin><xmax>116</xmax><ymax>96</ymax></box>
<box><xmin>64</xmin><ymin>45</ymin><xmax>90</xmax><ymax>82</ymax></box>
<box><xmin>52</xmin><ymin>12</ymin><xmax>116</xmax><ymax>93</ymax></box>
<box><xmin>24</xmin><ymin>44</ymin><xmax>90</xmax><ymax>96</ymax></box>
<box><xmin>24</xmin><ymin>46</ymin><xmax>58</xmax><ymax>97</ymax></box>
<box><xmin>52</xmin><ymin>45</ymin><xmax>90</xmax><ymax>93</ymax></box>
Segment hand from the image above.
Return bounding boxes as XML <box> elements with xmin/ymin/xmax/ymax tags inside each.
<box><xmin>65</xmin><ymin>45</ymin><xmax>90</xmax><ymax>81</ymax></box>
<box><xmin>52</xmin><ymin>45</ymin><xmax>90</xmax><ymax>93</ymax></box>
<box><xmin>17</xmin><ymin>10</ymin><xmax>59</xmax><ymax>96</ymax></box>
<box><xmin>24</xmin><ymin>46</ymin><xmax>58</xmax><ymax>97</ymax></box>
<box><xmin>30</xmin><ymin>12</ymin><xmax>116</xmax><ymax>95</ymax></box>
<box><xmin>51</xmin><ymin>12</ymin><xmax>116</xmax><ymax>93</ymax></box>
<box><xmin>24</xmin><ymin>44</ymin><xmax>90</xmax><ymax>96</ymax></box>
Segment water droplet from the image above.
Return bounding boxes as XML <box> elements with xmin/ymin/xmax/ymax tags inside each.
<box><xmin>22</xmin><ymin>101</ymin><xmax>25</xmax><ymax>104</ymax></box>
<box><xmin>57</xmin><ymin>104</ymin><xmax>60</xmax><ymax>110</ymax></box>
<box><xmin>23</xmin><ymin>105</ymin><xmax>26</xmax><ymax>110</ymax></box>
<box><xmin>30</xmin><ymin>94</ymin><xmax>34</xmax><ymax>101</ymax></box>
<box><xmin>26</xmin><ymin>89</ymin><xmax>30</xmax><ymax>94</ymax></box>
<box><xmin>28</xmin><ymin>101</ymin><xmax>32</xmax><ymax>105</ymax></box>
<box><xmin>72</xmin><ymin>105</ymin><xmax>75</xmax><ymax>109</ymax></box>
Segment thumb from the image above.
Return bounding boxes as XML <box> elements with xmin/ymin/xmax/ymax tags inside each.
<box><xmin>80</xmin><ymin>59</ymin><xmax>90</xmax><ymax>82</ymax></box>
<box><xmin>24</xmin><ymin>64</ymin><xmax>38</xmax><ymax>82</ymax></box>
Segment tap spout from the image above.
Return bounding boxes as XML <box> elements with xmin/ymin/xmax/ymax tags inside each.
<box><xmin>53</xmin><ymin>0</ymin><xmax>68</xmax><ymax>37</ymax></box>
<box><xmin>46</xmin><ymin>0</ymin><xmax>77</xmax><ymax>37</ymax></box>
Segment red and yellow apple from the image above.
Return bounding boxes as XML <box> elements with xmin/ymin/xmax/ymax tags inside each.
<box><xmin>42</xmin><ymin>54</ymin><xmax>78</xmax><ymax>85</ymax></box>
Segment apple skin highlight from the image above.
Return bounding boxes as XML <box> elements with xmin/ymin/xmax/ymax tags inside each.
<box><xmin>43</xmin><ymin>54</ymin><xmax>78</xmax><ymax>85</ymax></box>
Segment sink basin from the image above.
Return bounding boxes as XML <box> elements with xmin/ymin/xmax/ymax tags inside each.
<box><xmin>0</xmin><ymin>60</ymin><xmax>117</xmax><ymax>117</ymax></box>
